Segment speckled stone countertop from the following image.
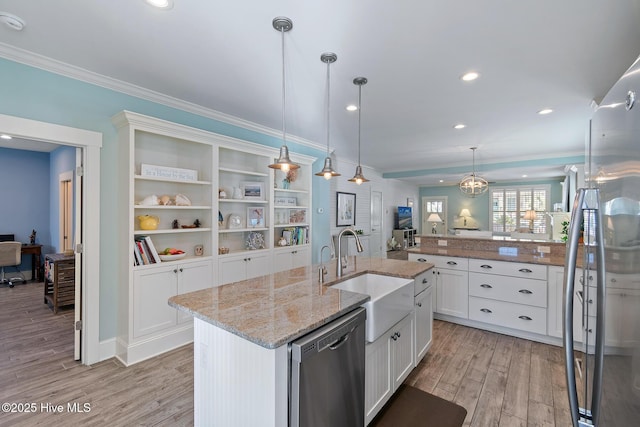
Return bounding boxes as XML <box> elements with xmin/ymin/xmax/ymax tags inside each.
<box><xmin>409</xmin><ymin>235</ymin><xmax>568</xmax><ymax>266</ymax></box>
<box><xmin>168</xmin><ymin>257</ymin><xmax>433</xmax><ymax>349</ymax></box>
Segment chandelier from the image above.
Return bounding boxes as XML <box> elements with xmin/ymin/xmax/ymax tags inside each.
<box><xmin>459</xmin><ymin>147</ymin><xmax>488</xmax><ymax>196</ymax></box>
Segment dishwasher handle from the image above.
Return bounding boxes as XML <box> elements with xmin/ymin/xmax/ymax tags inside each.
<box><xmin>328</xmin><ymin>325</ymin><xmax>355</xmax><ymax>351</ymax></box>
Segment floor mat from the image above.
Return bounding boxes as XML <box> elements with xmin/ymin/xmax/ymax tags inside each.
<box><xmin>370</xmin><ymin>384</ymin><xmax>467</xmax><ymax>427</ymax></box>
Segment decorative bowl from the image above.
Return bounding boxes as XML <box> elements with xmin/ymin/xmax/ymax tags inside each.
<box><xmin>159</xmin><ymin>253</ymin><xmax>186</xmax><ymax>261</ymax></box>
<box><xmin>218</xmin><ymin>247</ymin><xmax>230</xmax><ymax>255</ymax></box>
<box><xmin>137</xmin><ymin>215</ymin><xmax>160</xmax><ymax>230</ymax></box>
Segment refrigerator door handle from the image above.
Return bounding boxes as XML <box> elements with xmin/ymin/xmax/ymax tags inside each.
<box><xmin>591</xmin><ymin>191</ymin><xmax>606</xmax><ymax>426</ymax></box>
<box><xmin>564</xmin><ymin>189</ymin><xmax>585</xmax><ymax>427</ymax></box>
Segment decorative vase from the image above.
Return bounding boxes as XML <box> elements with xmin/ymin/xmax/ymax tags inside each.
<box><xmin>282</xmin><ymin>179</ymin><xmax>290</xmax><ymax>189</ymax></box>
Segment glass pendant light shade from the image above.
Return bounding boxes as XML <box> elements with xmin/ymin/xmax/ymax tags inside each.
<box><xmin>349</xmin><ymin>77</ymin><xmax>369</xmax><ymax>185</ymax></box>
<box><xmin>315</xmin><ymin>52</ymin><xmax>340</xmax><ymax>179</ymax></box>
<box><xmin>268</xmin><ymin>17</ymin><xmax>299</xmax><ymax>172</ymax></box>
<box><xmin>459</xmin><ymin>147</ymin><xmax>488</xmax><ymax>196</ymax></box>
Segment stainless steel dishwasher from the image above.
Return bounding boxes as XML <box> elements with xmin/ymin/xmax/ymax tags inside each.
<box><xmin>290</xmin><ymin>307</ymin><xmax>366</xmax><ymax>427</ymax></box>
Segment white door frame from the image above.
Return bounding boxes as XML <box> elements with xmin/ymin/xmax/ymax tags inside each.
<box><xmin>0</xmin><ymin>113</ymin><xmax>102</xmax><ymax>365</ymax></box>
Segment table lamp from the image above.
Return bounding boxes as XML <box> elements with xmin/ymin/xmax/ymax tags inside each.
<box><xmin>523</xmin><ymin>210</ymin><xmax>537</xmax><ymax>232</ymax></box>
<box><xmin>427</xmin><ymin>213</ymin><xmax>443</xmax><ymax>234</ymax></box>
<box><xmin>459</xmin><ymin>209</ymin><xmax>471</xmax><ymax>226</ymax></box>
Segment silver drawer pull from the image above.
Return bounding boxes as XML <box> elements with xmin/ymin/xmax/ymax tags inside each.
<box><xmin>446</xmin><ymin>261</ymin><xmax>458</xmax><ymax>266</ymax></box>
<box><xmin>518</xmin><ymin>289</ymin><xmax>533</xmax><ymax>294</ymax></box>
<box><xmin>480</xmin><ymin>284</ymin><xmax>493</xmax><ymax>289</ymax></box>
<box><xmin>417</xmin><ymin>258</ymin><xmax>427</xmax><ymax>262</ymax></box>
<box><xmin>422</xmin><ymin>278</ymin><xmax>428</xmax><ymax>283</ymax></box>
<box><xmin>518</xmin><ymin>315</ymin><xmax>532</xmax><ymax>321</ymax></box>
<box><xmin>480</xmin><ymin>308</ymin><xmax>492</xmax><ymax>313</ymax></box>
<box><xmin>480</xmin><ymin>264</ymin><xmax>492</xmax><ymax>269</ymax></box>
<box><xmin>518</xmin><ymin>268</ymin><xmax>533</xmax><ymax>273</ymax></box>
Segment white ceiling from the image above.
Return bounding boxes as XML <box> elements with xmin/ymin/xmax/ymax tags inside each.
<box><xmin>1</xmin><ymin>0</ymin><xmax>640</xmax><ymax>185</ymax></box>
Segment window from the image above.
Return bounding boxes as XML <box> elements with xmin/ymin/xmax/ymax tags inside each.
<box><xmin>491</xmin><ymin>185</ymin><xmax>549</xmax><ymax>234</ymax></box>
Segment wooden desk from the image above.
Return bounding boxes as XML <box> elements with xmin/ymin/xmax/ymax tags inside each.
<box><xmin>21</xmin><ymin>244</ymin><xmax>42</xmax><ymax>282</ymax></box>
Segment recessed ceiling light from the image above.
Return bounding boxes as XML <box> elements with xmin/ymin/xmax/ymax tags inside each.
<box><xmin>461</xmin><ymin>71</ymin><xmax>479</xmax><ymax>82</ymax></box>
<box><xmin>522</xmin><ymin>174</ymin><xmax>528</xmax><ymax>178</ymax></box>
<box><xmin>346</xmin><ymin>105</ymin><xmax>358</xmax><ymax>112</ymax></box>
<box><xmin>537</xmin><ymin>108</ymin><xmax>553</xmax><ymax>115</ymax></box>
<box><xmin>453</xmin><ymin>124</ymin><xmax>466</xmax><ymax>129</ymax></box>
<box><xmin>1</xmin><ymin>134</ymin><xmax>12</xmax><ymax>140</ymax></box>
<box><xmin>145</xmin><ymin>0</ymin><xmax>173</xmax><ymax>9</ymax></box>
<box><xmin>0</xmin><ymin>12</ymin><xmax>26</xmax><ymax>31</ymax></box>
<box><xmin>439</xmin><ymin>179</ymin><xmax>444</xmax><ymax>183</ymax></box>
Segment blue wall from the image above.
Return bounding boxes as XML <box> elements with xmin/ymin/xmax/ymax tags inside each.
<box><xmin>0</xmin><ymin>147</ymin><xmax>51</xmax><ymax>273</ymax></box>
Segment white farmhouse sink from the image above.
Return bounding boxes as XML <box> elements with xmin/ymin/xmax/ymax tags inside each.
<box><xmin>331</xmin><ymin>274</ymin><xmax>414</xmax><ymax>342</ymax></box>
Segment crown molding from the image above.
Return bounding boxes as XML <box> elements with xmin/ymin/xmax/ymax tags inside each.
<box><xmin>0</xmin><ymin>42</ymin><xmax>324</xmax><ymax>152</ymax></box>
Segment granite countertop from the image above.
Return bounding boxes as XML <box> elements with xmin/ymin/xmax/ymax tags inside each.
<box><xmin>407</xmin><ymin>246</ymin><xmax>565</xmax><ymax>266</ymax></box>
<box><xmin>168</xmin><ymin>257</ymin><xmax>433</xmax><ymax>349</ymax></box>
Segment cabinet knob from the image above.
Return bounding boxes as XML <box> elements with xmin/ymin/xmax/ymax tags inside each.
<box><xmin>480</xmin><ymin>264</ymin><xmax>492</xmax><ymax>269</ymax></box>
<box><xmin>480</xmin><ymin>284</ymin><xmax>492</xmax><ymax>289</ymax></box>
<box><xmin>518</xmin><ymin>289</ymin><xmax>533</xmax><ymax>294</ymax></box>
<box><xmin>179</xmin><ymin>268</ymin><xmax>183</xmax><ymax>273</ymax></box>
<box><xmin>397</xmin><ymin>332</ymin><xmax>401</xmax><ymax>338</ymax></box>
<box><xmin>173</xmin><ymin>269</ymin><xmax>178</xmax><ymax>274</ymax></box>
<box><xmin>446</xmin><ymin>261</ymin><xmax>457</xmax><ymax>266</ymax></box>
<box><xmin>391</xmin><ymin>334</ymin><xmax>397</xmax><ymax>341</ymax></box>
<box><xmin>519</xmin><ymin>268</ymin><xmax>533</xmax><ymax>273</ymax></box>
<box><xmin>518</xmin><ymin>315</ymin><xmax>533</xmax><ymax>321</ymax></box>
<box><xmin>416</xmin><ymin>302</ymin><xmax>422</xmax><ymax>307</ymax></box>
<box><xmin>480</xmin><ymin>308</ymin><xmax>492</xmax><ymax>313</ymax></box>
<box><xmin>422</xmin><ymin>278</ymin><xmax>428</xmax><ymax>284</ymax></box>
<box><xmin>417</xmin><ymin>258</ymin><xmax>427</xmax><ymax>262</ymax></box>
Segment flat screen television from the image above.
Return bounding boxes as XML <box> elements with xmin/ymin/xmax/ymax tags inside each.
<box><xmin>395</xmin><ymin>206</ymin><xmax>412</xmax><ymax>229</ymax></box>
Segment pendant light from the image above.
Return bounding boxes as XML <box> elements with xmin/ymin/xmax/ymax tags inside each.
<box><xmin>459</xmin><ymin>147</ymin><xmax>488</xmax><ymax>196</ymax></box>
<box><xmin>348</xmin><ymin>77</ymin><xmax>370</xmax><ymax>184</ymax></box>
<box><xmin>315</xmin><ymin>52</ymin><xmax>340</xmax><ymax>179</ymax></box>
<box><xmin>268</xmin><ymin>17</ymin><xmax>299</xmax><ymax>172</ymax></box>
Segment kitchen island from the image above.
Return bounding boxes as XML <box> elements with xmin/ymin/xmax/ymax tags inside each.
<box><xmin>169</xmin><ymin>257</ymin><xmax>433</xmax><ymax>427</ymax></box>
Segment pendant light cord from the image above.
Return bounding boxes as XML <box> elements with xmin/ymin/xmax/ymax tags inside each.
<box><xmin>326</xmin><ymin>59</ymin><xmax>331</xmax><ymax>155</ymax></box>
<box><xmin>280</xmin><ymin>26</ymin><xmax>287</xmax><ymax>147</ymax></box>
<box><xmin>357</xmin><ymin>83</ymin><xmax>362</xmax><ymax>165</ymax></box>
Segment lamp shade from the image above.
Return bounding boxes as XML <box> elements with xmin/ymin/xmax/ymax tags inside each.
<box><xmin>523</xmin><ymin>210</ymin><xmax>537</xmax><ymax>220</ymax></box>
<box><xmin>427</xmin><ymin>213</ymin><xmax>443</xmax><ymax>223</ymax></box>
<box><xmin>459</xmin><ymin>209</ymin><xmax>471</xmax><ymax>218</ymax></box>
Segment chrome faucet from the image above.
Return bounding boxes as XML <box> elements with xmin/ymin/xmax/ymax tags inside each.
<box><xmin>336</xmin><ymin>228</ymin><xmax>364</xmax><ymax>277</ymax></box>
<box><xmin>318</xmin><ymin>245</ymin><xmax>330</xmax><ymax>284</ymax></box>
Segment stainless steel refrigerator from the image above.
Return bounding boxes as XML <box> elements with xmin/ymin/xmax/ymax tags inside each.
<box><xmin>564</xmin><ymin>55</ymin><xmax>640</xmax><ymax>426</ymax></box>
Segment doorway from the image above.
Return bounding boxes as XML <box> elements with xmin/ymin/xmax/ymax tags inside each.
<box><xmin>0</xmin><ymin>113</ymin><xmax>101</xmax><ymax>365</ymax></box>
<box><xmin>370</xmin><ymin>190</ymin><xmax>383</xmax><ymax>258</ymax></box>
<box><xmin>59</xmin><ymin>171</ymin><xmax>74</xmax><ymax>252</ymax></box>
<box><xmin>422</xmin><ymin>196</ymin><xmax>448</xmax><ymax>235</ymax></box>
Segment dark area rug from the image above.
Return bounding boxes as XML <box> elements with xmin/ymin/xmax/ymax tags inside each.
<box><xmin>369</xmin><ymin>384</ymin><xmax>467</xmax><ymax>427</ymax></box>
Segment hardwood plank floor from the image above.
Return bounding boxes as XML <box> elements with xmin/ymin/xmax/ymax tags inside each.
<box><xmin>0</xmin><ymin>282</ymin><xmax>572</xmax><ymax>426</ymax></box>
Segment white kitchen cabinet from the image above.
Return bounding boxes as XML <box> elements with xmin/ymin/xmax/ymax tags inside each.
<box><xmin>133</xmin><ymin>259</ymin><xmax>212</xmax><ymax>338</ymax></box>
<box><xmin>218</xmin><ymin>250</ymin><xmax>271</xmax><ymax>285</ymax></box>
<box><xmin>413</xmin><ymin>270</ymin><xmax>433</xmax><ymax>364</ymax></box>
<box><xmin>365</xmin><ymin>313</ymin><xmax>414</xmax><ymax>425</ymax></box>
<box><xmin>272</xmin><ymin>246</ymin><xmax>311</xmax><ymax>273</ymax></box>
<box><xmin>409</xmin><ymin>253</ymin><xmax>469</xmax><ymax>319</ymax></box>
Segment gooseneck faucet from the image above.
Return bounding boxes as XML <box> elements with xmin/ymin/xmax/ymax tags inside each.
<box><xmin>336</xmin><ymin>228</ymin><xmax>364</xmax><ymax>277</ymax></box>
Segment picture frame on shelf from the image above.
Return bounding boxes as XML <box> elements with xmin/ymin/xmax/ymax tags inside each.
<box><xmin>242</xmin><ymin>181</ymin><xmax>264</xmax><ymax>200</ymax></box>
<box><xmin>247</xmin><ymin>207</ymin><xmax>265</xmax><ymax>228</ymax></box>
<box><xmin>289</xmin><ymin>209</ymin><xmax>306</xmax><ymax>224</ymax></box>
<box><xmin>336</xmin><ymin>192</ymin><xmax>356</xmax><ymax>227</ymax></box>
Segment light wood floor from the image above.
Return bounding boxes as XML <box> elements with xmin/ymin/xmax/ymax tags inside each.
<box><xmin>0</xmin><ymin>282</ymin><xmax>572</xmax><ymax>426</ymax></box>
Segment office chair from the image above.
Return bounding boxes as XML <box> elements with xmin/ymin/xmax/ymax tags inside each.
<box><xmin>0</xmin><ymin>241</ymin><xmax>26</xmax><ymax>288</ymax></box>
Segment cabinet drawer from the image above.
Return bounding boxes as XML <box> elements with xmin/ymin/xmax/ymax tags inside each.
<box><xmin>469</xmin><ymin>272</ymin><xmax>547</xmax><ymax>308</ymax></box>
<box><xmin>413</xmin><ymin>271</ymin><xmax>432</xmax><ymax>296</ymax></box>
<box><xmin>468</xmin><ymin>259</ymin><xmax>546</xmax><ymax>280</ymax></box>
<box><xmin>409</xmin><ymin>254</ymin><xmax>468</xmax><ymax>271</ymax></box>
<box><xmin>469</xmin><ymin>296</ymin><xmax>547</xmax><ymax>335</ymax></box>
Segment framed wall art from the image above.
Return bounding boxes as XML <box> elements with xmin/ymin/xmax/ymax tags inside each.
<box><xmin>242</xmin><ymin>181</ymin><xmax>264</xmax><ymax>200</ymax></box>
<box><xmin>247</xmin><ymin>207</ymin><xmax>265</xmax><ymax>228</ymax></box>
<box><xmin>336</xmin><ymin>192</ymin><xmax>356</xmax><ymax>227</ymax></box>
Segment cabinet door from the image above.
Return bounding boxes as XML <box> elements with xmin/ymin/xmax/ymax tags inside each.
<box><xmin>272</xmin><ymin>247</ymin><xmax>309</xmax><ymax>273</ymax></box>
<box><xmin>177</xmin><ymin>260</ymin><xmax>214</xmax><ymax>324</ymax></box>
<box><xmin>219</xmin><ymin>256</ymin><xmax>247</xmax><ymax>285</ymax></box>
<box><xmin>133</xmin><ymin>266</ymin><xmax>178</xmax><ymax>339</ymax></box>
<box><xmin>245</xmin><ymin>252</ymin><xmax>271</xmax><ymax>280</ymax></box>
<box><xmin>392</xmin><ymin>314</ymin><xmax>415</xmax><ymax>390</ymax></box>
<box><xmin>436</xmin><ymin>269</ymin><xmax>469</xmax><ymax>318</ymax></box>
<box><xmin>291</xmin><ymin>246</ymin><xmax>310</xmax><ymax>269</ymax></box>
<box><xmin>414</xmin><ymin>286</ymin><xmax>433</xmax><ymax>363</ymax></box>
<box><xmin>364</xmin><ymin>332</ymin><xmax>392</xmax><ymax>426</ymax></box>
<box><xmin>547</xmin><ymin>266</ymin><xmax>564</xmax><ymax>338</ymax></box>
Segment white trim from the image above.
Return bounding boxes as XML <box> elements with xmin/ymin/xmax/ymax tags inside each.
<box><xmin>0</xmin><ymin>113</ymin><xmax>102</xmax><ymax>365</ymax></box>
<box><xmin>0</xmin><ymin>43</ymin><xmax>324</xmax><ymax>152</ymax></box>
